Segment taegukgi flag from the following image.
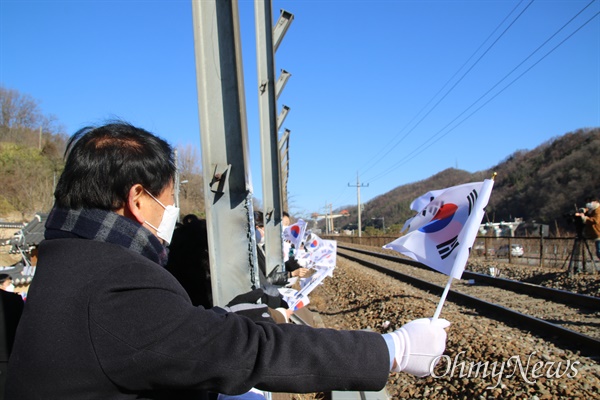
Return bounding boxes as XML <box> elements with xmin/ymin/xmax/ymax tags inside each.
<box><xmin>303</xmin><ymin>232</ymin><xmax>324</xmax><ymax>252</ymax></box>
<box><xmin>283</xmin><ymin>219</ymin><xmax>307</xmax><ymax>248</ymax></box>
<box><xmin>296</xmin><ymin>239</ymin><xmax>337</xmax><ymax>268</ymax></box>
<box><xmin>384</xmin><ymin>179</ymin><xmax>494</xmax><ymax>279</ymax></box>
<box><xmin>310</xmin><ymin>239</ymin><xmax>337</xmax><ymax>267</ymax></box>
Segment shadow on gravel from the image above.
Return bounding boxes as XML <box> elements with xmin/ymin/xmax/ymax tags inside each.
<box><xmin>316</xmin><ymin>294</ymin><xmax>413</xmax><ymax>316</ymax></box>
<box><xmin>521</xmin><ymin>271</ymin><xmax>569</xmax><ymax>285</ymax></box>
<box><xmin>521</xmin><ymin>271</ymin><xmax>600</xmax><ymax>297</ymax></box>
<box><xmin>544</xmin><ymin>319</ymin><xmax>600</xmax><ymax>329</ymax></box>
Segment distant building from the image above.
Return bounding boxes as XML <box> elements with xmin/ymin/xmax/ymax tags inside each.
<box><xmin>479</xmin><ymin>219</ymin><xmax>522</xmax><ymax>237</ymax></box>
<box><xmin>479</xmin><ymin>218</ymin><xmax>549</xmax><ymax>237</ymax></box>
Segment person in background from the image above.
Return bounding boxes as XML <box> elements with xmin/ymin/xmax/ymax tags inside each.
<box><xmin>253</xmin><ymin>210</ymin><xmax>281</xmax><ymax>290</ymax></box>
<box><xmin>0</xmin><ymin>276</ymin><xmax>14</xmax><ymax>294</ymax></box>
<box><xmin>254</xmin><ymin>211</ymin><xmax>309</xmax><ymax>286</ymax></box>
<box><xmin>281</xmin><ymin>210</ymin><xmax>307</xmax><ymax>277</ymax></box>
<box><xmin>166</xmin><ymin>214</ymin><xmax>213</xmax><ymax>308</ymax></box>
<box><xmin>6</xmin><ymin>122</ymin><xmax>450</xmax><ymax>399</ymax></box>
<box><xmin>0</xmin><ymin>274</ymin><xmax>23</xmax><ymax>400</ymax></box>
<box><xmin>575</xmin><ymin>196</ymin><xmax>600</xmax><ymax>262</ymax></box>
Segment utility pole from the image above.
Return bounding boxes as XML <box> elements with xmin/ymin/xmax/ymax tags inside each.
<box><xmin>348</xmin><ymin>172</ymin><xmax>368</xmax><ymax>237</ymax></box>
<box><xmin>324</xmin><ymin>203</ymin><xmax>332</xmax><ymax>234</ymax></box>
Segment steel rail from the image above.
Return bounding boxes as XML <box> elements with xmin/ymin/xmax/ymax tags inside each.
<box><xmin>338</xmin><ymin>244</ymin><xmax>600</xmax><ymax>310</ymax></box>
<box><xmin>337</xmin><ymin>248</ymin><xmax>600</xmax><ymax>358</ymax></box>
<box><xmin>289</xmin><ymin>312</ymin><xmax>310</xmax><ymax>326</ymax></box>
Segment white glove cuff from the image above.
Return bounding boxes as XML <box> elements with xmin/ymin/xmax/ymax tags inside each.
<box><xmin>388</xmin><ymin>328</ymin><xmax>410</xmax><ymax>372</ymax></box>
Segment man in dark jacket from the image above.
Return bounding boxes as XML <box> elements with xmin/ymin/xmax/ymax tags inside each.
<box><xmin>6</xmin><ymin>122</ymin><xmax>449</xmax><ymax>398</ymax></box>
<box><xmin>0</xmin><ymin>275</ymin><xmax>23</xmax><ymax>400</ymax></box>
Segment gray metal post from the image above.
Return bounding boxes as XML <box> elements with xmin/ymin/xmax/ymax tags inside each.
<box><xmin>254</xmin><ymin>1</ymin><xmax>293</xmax><ymax>276</ymax></box>
<box><xmin>276</xmin><ymin>105</ymin><xmax>290</xmax><ymax>130</ymax></box>
<box><xmin>357</xmin><ymin>178</ymin><xmax>362</xmax><ymax>237</ymax></box>
<box><xmin>275</xmin><ymin>69</ymin><xmax>291</xmax><ymax>99</ymax></box>
<box><xmin>539</xmin><ymin>225</ymin><xmax>544</xmax><ymax>268</ymax></box>
<box><xmin>278</xmin><ymin>129</ymin><xmax>291</xmax><ymax>212</ymax></box>
<box><xmin>173</xmin><ymin>149</ymin><xmax>180</xmax><ymax>209</ymax></box>
<box><xmin>192</xmin><ymin>0</ymin><xmax>258</xmax><ymax>306</ymax></box>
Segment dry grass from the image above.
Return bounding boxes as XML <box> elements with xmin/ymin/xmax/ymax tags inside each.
<box><xmin>0</xmin><ymin>245</ymin><xmax>20</xmax><ymax>266</ymax></box>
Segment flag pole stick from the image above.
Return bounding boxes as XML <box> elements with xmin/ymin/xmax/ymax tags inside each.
<box><xmin>432</xmin><ymin>275</ymin><xmax>453</xmax><ymax>320</ymax></box>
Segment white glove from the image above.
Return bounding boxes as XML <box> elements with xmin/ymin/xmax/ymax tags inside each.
<box><xmin>385</xmin><ymin>318</ymin><xmax>450</xmax><ymax>377</ymax></box>
<box><xmin>296</xmin><ymin>257</ymin><xmax>309</xmax><ymax>268</ymax></box>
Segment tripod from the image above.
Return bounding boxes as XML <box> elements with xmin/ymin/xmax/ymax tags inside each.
<box><xmin>564</xmin><ymin>234</ymin><xmax>598</xmax><ymax>275</ymax></box>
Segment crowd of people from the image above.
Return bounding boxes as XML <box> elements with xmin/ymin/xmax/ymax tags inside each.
<box><xmin>3</xmin><ymin>122</ymin><xmax>452</xmax><ymax>398</ymax></box>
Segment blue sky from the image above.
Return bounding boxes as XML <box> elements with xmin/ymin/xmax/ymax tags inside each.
<box><xmin>1</xmin><ymin>0</ymin><xmax>599</xmax><ymax>219</ymax></box>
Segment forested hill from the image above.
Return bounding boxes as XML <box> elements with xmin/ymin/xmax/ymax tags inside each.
<box><xmin>340</xmin><ymin>127</ymin><xmax>600</xmax><ymax>236</ymax></box>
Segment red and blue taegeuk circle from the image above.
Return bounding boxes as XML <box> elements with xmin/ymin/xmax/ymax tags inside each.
<box><xmin>418</xmin><ymin>203</ymin><xmax>458</xmax><ymax>233</ymax></box>
<box><xmin>291</xmin><ymin>225</ymin><xmax>301</xmax><ymax>238</ymax></box>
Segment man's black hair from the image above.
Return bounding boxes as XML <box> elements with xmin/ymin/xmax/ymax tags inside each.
<box><xmin>254</xmin><ymin>211</ymin><xmax>264</xmax><ymax>227</ymax></box>
<box><xmin>54</xmin><ymin>122</ymin><xmax>176</xmax><ymax>210</ymax></box>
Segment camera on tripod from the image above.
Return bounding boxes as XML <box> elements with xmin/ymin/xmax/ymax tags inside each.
<box><xmin>564</xmin><ymin>208</ymin><xmax>586</xmax><ymax>222</ymax></box>
<box><xmin>562</xmin><ymin>202</ymin><xmax>598</xmax><ymax>274</ymax></box>
<box><xmin>563</xmin><ymin>208</ymin><xmax>586</xmax><ymax>238</ymax></box>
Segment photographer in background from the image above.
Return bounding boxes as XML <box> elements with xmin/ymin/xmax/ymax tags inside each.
<box><xmin>575</xmin><ymin>196</ymin><xmax>600</xmax><ymax>261</ymax></box>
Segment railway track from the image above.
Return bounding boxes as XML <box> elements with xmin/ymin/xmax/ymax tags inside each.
<box><xmin>336</xmin><ymin>244</ymin><xmax>600</xmax><ymax>358</ymax></box>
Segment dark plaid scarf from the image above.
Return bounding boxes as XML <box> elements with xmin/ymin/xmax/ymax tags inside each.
<box><xmin>45</xmin><ymin>207</ymin><xmax>168</xmax><ymax>267</ymax></box>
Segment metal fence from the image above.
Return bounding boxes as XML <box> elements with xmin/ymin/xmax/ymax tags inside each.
<box><xmin>327</xmin><ymin>235</ymin><xmax>598</xmax><ymax>271</ymax></box>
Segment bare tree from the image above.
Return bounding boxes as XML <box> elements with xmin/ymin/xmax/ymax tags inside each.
<box><xmin>0</xmin><ymin>85</ymin><xmax>67</xmax><ymax>149</ymax></box>
<box><xmin>0</xmin><ymin>87</ymin><xmax>68</xmax><ymax>220</ymax></box>
<box><xmin>0</xmin><ymin>145</ymin><xmax>56</xmax><ymax>220</ymax></box>
<box><xmin>175</xmin><ymin>144</ymin><xmax>205</xmax><ymax>217</ymax></box>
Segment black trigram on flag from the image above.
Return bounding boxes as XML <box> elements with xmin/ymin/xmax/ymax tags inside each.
<box><xmin>467</xmin><ymin>189</ymin><xmax>478</xmax><ymax>215</ymax></box>
<box><xmin>437</xmin><ymin>235</ymin><xmax>459</xmax><ymax>260</ymax></box>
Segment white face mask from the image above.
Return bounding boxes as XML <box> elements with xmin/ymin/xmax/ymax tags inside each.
<box><xmin>144</xmin><ymin>189</ymin><xmax>180</xmax><ymax>245</ymax></box>
<box><xmin>5</xmin><ymin>283</ymin><xmax>15</xmax><ymax>292</ymax></box>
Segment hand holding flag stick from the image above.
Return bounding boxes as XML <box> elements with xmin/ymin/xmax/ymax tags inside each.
<box><xmin>384</xmin><ymin>173</ymin><xmax>496</xmax><ymax>320</ymax></box>
<box><xmin>279</xmin><ymin>222</ymin><xmax>338</xmax><ymax>310</ymax></box>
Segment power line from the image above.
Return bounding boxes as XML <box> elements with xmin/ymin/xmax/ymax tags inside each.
<box><xmin>326</xmin><ymin>1</ymin><xmax>597</xmax><ymax>211</ymax></box>
<box><xmin>358</xmin><ymin>0</ymin><xmax>535</xmax><ymax>177</ymax></box>
<box><xmin>366</xmin><ymin>6</ymin><xmax>600</xmax><ymax>183</ymax></box>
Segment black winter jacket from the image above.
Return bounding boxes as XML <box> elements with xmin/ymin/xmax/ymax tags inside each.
<box><xmin>6</xmin><ymin>238</ymin><xmax>389</xmax><ymax>399</ymax></box>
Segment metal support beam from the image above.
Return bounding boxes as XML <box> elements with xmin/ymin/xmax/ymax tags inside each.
<box><xmin>276</xmin><ymin>105</ymin><xmax>290</xmax><ymax>131</ymax></box>
<box><xmin>278</xmin><ymin>128</ymin><xmax>291</xmax><ymax>151</ymax></box>
<box><xmin>255</xmin><ymin>0</ymin><xmax>286</xmax><ymax>277</ymax></box>
<box><xmin>192</xmin><ymin>0</ymin><xmax>258</xmax><ymax>306</ymax></box>
<box><xmin>279</xmin><ymin>129</ymin><xmax>291</xmax><ymax>211</ymax></box>
<box><xmin>275</xmin><ymin>69</ymin><xmax>291</xmax><ymax>100</ymax></box>
<box><xmin>273</xmin><ymin>10</ymin><xmax>294</xmax><ymax>52</ymax></box>
<box><xmin>174</xmin><ymin>149</ymin><xmax>181</xmax><ymax>209</ymax></box>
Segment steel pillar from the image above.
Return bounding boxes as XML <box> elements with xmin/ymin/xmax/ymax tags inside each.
<box><xmin>192</xmin><ymin>0</ymin><xmax>258</xmax><ymax>306</ymax></box>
